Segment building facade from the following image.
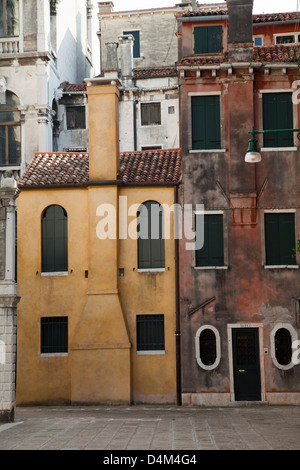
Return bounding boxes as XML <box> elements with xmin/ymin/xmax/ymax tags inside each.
<box><xmin>16</xmin><ymin>79</ymin><xmax>181</xmax><ymax>406</ymax></box>
<box><xmin>0</xmin><ymin>0</ymin><xmax>98</xmax><ymax>181</ymax></box>
<box><xmin>177</xmin><ymin>0</ymin><xmax>300</xmax><ymax>405</ymax></box>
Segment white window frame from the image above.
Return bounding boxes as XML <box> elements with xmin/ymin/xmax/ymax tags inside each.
<box><xmin>254</xmin><ymin>35</ymin><xmax>264</xmax><ymax>46</ymax></box>
<box><xmin>270</xmin><ymin>323</ymin><xmax>298</xmax><ymax>370</ymax></box>
<box><xmin>195</xmin><ymin>325</ymin><xmax>221</xmax><ymax>371</ymax></box>
<box><xmin>274</xmin><ymin>32</ymin><xmax>300</xmax><ymax>45</ymax></box>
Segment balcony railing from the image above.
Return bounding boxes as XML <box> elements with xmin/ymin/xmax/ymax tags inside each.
<box><xmin>0</xmin><ymin>38</ymin><xmax>20</xmax><ymax>54</ymax></box>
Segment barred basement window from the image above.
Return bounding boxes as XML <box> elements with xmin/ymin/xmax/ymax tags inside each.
<box><xmin>136</xmin><ymin>314</ymin><xmax>165</xmax><ymax>351</ymax></box>
<box><xmin>275</xmin><ymin>328</ymin><xmax>292</xmax><ymax>366</ymax></box>
<box><xmin>41</xmin><ymin>316</ymin><xmax>68</xmax><ymax>354</ymax></box>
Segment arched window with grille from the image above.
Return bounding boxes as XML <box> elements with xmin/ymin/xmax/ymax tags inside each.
<box><xmin>137</xmin><ymin>200</ymin><xmax>165</xmax><ymax>270</ymax></box>
<box><xmin>42</xmin><ymin>205</ymin><xmax>68</xmax><ymax>273</ymax></box>
<box><xmin>0</xmin><ymin>0</ymin><xmax>19</xmax><ymax>37</ymax></box>
<box><xmin>0</xmin><ymin>90</ymin><xmax>21</xmax><ymax>165</ymax></box>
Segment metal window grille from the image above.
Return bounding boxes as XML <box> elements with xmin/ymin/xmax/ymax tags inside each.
<box><xmin>136</xmin><ymin>314</ymin><xmax>165</xmax><ymax>351</ymax></box>
<box><xmin>41</xmin><ymin>316</ymin><xmax>68</xmax><ymax>354</ymax></box>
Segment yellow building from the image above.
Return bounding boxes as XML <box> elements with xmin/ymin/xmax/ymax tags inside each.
<box><xmin>16</xmin><ymin>79</ymin><xmax>181</xmax><ymax>405</ymax></box>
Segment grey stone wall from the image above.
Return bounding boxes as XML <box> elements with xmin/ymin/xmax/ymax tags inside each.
<box><xmin>0</xmin><ymin>208</ymin><xmax>5</xmax><ymax>280</ymax></box>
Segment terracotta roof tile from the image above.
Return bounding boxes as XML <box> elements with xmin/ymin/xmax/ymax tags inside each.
<box><xmin>17</xmin><ymin>149</ymin><xmax>181</xmax><ymax>189</ymax></box>
<box><xmin>61</xmin><ymin>82</ymin><xmax>87</xmax><ymax>93</ymax></box>
<box><xmin>180</xmin><ymin>10</ymin><xmax>300</xmax><ymax>23</ymax></box>
<box><xmin>134</xmin><ymin>67</ymin><xmax>178</xmax><ymax>79</ymax></box>
<box><xmin>253</xmin><ymin>44</ymin><xmax>300</xmax><ymax>62</ymax></box>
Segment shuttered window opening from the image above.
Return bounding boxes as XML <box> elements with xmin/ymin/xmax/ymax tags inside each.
<box><xmin>195</xmin><ymin>214</ymin><xmax>224</xmax><ymax>267</ymax></box>
<box><xmin>264</xmin><ymin>213</ymin><xmax>296</xmax><ymax>266</ymax></box>
<box><xmin>136</xmin><ymin>314</ymin><xmax>165</xmax><ymax>351</ymax></box>
<box><xmin>141</xmin><ymin>102</ymin><xmax>161</xmax><ymax>126</ymax></box>
<box><xmin>42</xmin><ymin>205</ymin><xmax>68</xmax><ymax>272</ymax></box>
<box><xmin>41</xmin><ymin>316</ymin><xmax>68</xmax><ymax>354</ymax></box>
<box><xmin>191</xmin><ymin>95</ymin><xmax>221</xmax><ymax>150</ymax></box>
<box><xmin>194</xmin><ymin>25</ymin><xmax>223</xmax><ymax>54</ymax></box>
<box><xmin>123</xmin><ymin>30</ymin><xmax>140</xmax><ymax>57</ymax></box>
<box><xmin>138</xmin><ymin>201</ymin><xmax>165</xmax><ymax>269</ymax></box>
<box><xmin>66</xmin><ymin>106</ymin><xmax>86</xmax><ymax>130</ymax></box>
<box><xmin>262</xmin><ymin>92</ymin><xmax>294</xmax><ymax>147</ymax></box>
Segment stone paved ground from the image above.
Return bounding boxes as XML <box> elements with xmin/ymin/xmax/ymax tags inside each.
<box><xmin>0</xmin><ymin>404</ymin><xmax>299</xmax><ymax>452</ymax></box>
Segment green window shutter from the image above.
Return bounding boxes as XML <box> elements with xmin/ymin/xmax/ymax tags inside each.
<box><xmin>194</xmin><ymin>26</ymin><xmax>223</xmax><ymax>54</ymax></box>
<box><xmin>42</xmin><ymin>205</ymin><xmax>68</xmax><ymax>272</ymax></box>
<box><xmin>263</xmin><ymin>93</ymin><xmax>293</xmax><ymax>147</ymax></box>
<box><xmin>192</xmin><ymin>96</ymin><xmax>221</xmax><ymax>150</ymax></box>
<box><xmin>196</xmin><ymin>214</ymin><xmax>224</xmax><ymax>267</ymax></box>
<box><xmin>265</xmin><ymin>213</ymin><xmax>296</xmax><ymax>265</ymax></box>
<box><xmin>138</xmin><ymin>201</ymin><xmax>165</xmax><ymax>269</ymax></box>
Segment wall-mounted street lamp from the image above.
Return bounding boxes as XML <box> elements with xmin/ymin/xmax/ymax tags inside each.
<box><xmin>245</xmin><ymin>126</ymin><xmax>300</xmax><ymax>163</ymax></box>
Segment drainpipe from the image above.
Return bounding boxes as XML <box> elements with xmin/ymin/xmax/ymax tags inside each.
<box><xmin>174</xmin><ymin>184</ymin><xmax>182</xmax><ymax>406</ymax></box>
<box><xmin>133</xmin><ymin>99</ymin><xmax>138</xmax><ymax>151</ymax></box>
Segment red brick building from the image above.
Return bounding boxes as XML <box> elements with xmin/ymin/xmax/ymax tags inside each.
<box><xmin>177</xmin><ymin>0</ymin><xmax>300</xmax><ymax>405</ymax></box>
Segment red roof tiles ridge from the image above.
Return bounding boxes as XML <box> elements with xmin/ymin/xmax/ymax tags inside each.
<box><xmin>17</xmin><ymin>149</ymin><xmax>182</xmax><ymax>189</ymax></box>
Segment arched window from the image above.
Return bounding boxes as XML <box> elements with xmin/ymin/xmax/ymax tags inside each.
<box><xmin>0</xmin><ymin>90</ymin><xmax>21</xmax><ymax>165</ymax></box>
<box><xmin>42</xmin><ymin>205</ymin><xmax>68</xmax><ymax>273</ymax></box>
<box><xmin>195</xmin><ymin>325</ymin><xmax>221</xmax><ymax>370</ymax></box>
<box><xmin>0</xmin><ymin>0</ymin><xmax>19</xmax><ymax>37</ymax></box>
<box><xmin>271</xmin><ymin>323</ymin><xmax>297</xmax><ymax>370</ymax></box>
<box><xmin>137</xmin><ymin>200</ymin><xmax>165</xmax><ymax>270</ymax></box>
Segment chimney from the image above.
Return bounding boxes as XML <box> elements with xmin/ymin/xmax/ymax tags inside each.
<box><xmin>227</xmin><ymin>0</ymin><xmax>253</xmax><ymax>61</ymax></box>
<box><xmin>98</xmin><ymin>2</ymin><xmax>114</xmax><ymax>14</ymax></box>
<box><xmin>104</xmin><ymin>42</ymin><xmax>119</xmax><ymax>76</ymax></box>
<box><xmin>119</xmin><ymin>35</ymin><xmax>134</xmax><ymax>88</ymax></box>
<box><xmin>85</xmin><ymin>78</ymin><xmax>121</xmax><ymax>181</ymax></box>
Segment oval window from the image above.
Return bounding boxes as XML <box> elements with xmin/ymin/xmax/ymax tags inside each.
<box><xmin>195</xmin><ymin>325</ymin><xmax>220</xmax><ymax>370</ymax></box>
<box><xmin>275</xmin><ymin>328</ymin><xmax>292</xmax><ymax>366</ymax></box>
<box><xmin>200</xmin><ymin>328</ymin><xmax>217</xmax><ymax>366</ymax></box>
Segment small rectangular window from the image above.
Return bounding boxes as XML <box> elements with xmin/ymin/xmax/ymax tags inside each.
<box><xmin>141</xmin><ymin>102</ymin><xmax>161</xmax><ymax>126</ymax></box>
<box><xmin>136</xmin><ymin>314</ymin><xmax>165</xmax><ymax>351</ymax></box>
<box><xmin>194</xmin><ymin>25</ymin><xmax>223</xmax><ymax>54</ymax></box>
<box><xmin>195</xmin><ymin>214</ymin><xmax>224</xmax><ymax>267</ymax></box>
<box><xmin>276</xmin><ymin>35</ymin><xmax>295</xmax><ymax>44</ymax></box>
<box><xmin>41</xmin><ymin>316</ymin><xmax>68</xmax><ymax>354</ymax></box>
<box><xmin>66</xmin><ymin>106</ymin><xmax>86</xmax><ymax>130</ymax></box>
<box><xmin>191</xmin><ymin>95</ymin><xmax>221</xmax><ymax>150</ymax></box>
<box><xmin>265</xmin><ymin>213</ymin><xmax>296</xmax><ymax>266</ymax></box>
<box><xmin>123</xmin><ymin>30</ymin><xmax>140</xmax><ymax>58</ymax></box>
<box><xmin>254</xmin><ymin>36</ymin><xmax>263</xmax><ymax>46</ymax></box>
<box><xmin>262</xmin><ymin>93</ymin><xmax>293</xmax><ymax>148</ymax></box>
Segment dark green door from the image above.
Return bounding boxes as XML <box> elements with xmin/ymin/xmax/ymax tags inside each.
<box><xmin>232</xmin><ymin>328</ymin><xmax>261</xmax><ymax>401</ymax></box>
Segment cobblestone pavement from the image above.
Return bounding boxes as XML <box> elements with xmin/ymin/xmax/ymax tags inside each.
<box><xmin>0</xmin><ymin>404</ymin><xmax>299</xmax><ymax>452</ymax></box>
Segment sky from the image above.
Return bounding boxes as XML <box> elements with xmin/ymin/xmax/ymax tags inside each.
<box><xmin>111</xmin><ymin>0</ymin><xmax>300</xmax><ymax>14</ymax></box>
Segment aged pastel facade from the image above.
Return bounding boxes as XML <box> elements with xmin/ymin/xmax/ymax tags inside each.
<box><xmin>16</xmin><ymin>79</ymin><xmax>181</xmax><ymax>405</ymax></box>
<box><xmin>177</xmin><ymin>0</ymin><xmax>300</xmax><ymax>405</ymax></box>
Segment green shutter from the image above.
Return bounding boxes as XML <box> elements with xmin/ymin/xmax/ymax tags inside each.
<box><xmin>192</xmin><ymin>96</ymin><xmax>221</xmax><ymax>150</ymax></box>
<box><xmin>265</xmin><ymin>213</ymin><xmax>296</xmax><ymax>265</ymax></box>
<box><xmin>194</xmin><ymin>26</ymin><xmax>222</xmax><ymax>54</ymax></box>
<box><xmin>42</xmin><ymin>205</ymin><xmax>68</xmax><ymax>272</ymax></box>
<box><xmin>138</xmin><ymin>201</ymin><xmax>165</xmax><ymax>269</ymax></box>
<box><xmin>263</xmin><ymin>93</ymin><xmax>293</xmax><ymax>147</ymax></box>
<box><xmin>196</xmin><ymin>214</ymin><xmax>224</xmax><ymax>267</ymax></box>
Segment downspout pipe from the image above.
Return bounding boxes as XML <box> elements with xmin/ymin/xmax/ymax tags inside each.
<box><xmin>174</xmin><ymin>184</ymin><xmax>182</xmax><ymax>406</ymax></box>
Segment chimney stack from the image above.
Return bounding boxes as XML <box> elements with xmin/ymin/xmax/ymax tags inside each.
<box><xmin>98</xmin><ymin>2</ymin><xmax>114</xmax><ymax>14</ymax></box>
<box><xmin>119</xmin><ymin>35</ymin><xmax>134</xmax><ymax>88</ymax></box>
<box><xmin>227</xmin><ymin>0</ymin><xmax>253</xmax><ymax>61</ymax></box>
